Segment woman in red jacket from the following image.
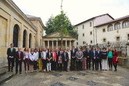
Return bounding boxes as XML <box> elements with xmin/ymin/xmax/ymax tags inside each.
<box><xmin>113</xmin><ymin>49</ymin><xmax>118</xmax><ymax>71</ymax></box>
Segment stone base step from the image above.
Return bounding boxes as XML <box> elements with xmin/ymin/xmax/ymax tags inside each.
<box><xmin>0</xmin><ymin>72</ymin><xmax>14</xmax><ymax>85</ymax></box>
<box><xmin>0</xmin><ymin>66</ymin><xmax>14</xmax><ymax>85</ymax></box>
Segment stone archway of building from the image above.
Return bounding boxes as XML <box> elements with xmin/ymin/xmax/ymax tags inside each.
<box><xmin>13</xmin><ymin>24</ymin><xmax>19</xmax><ymax>47</ymax></box>
<box><xmin>29</xmin><ymin>33</ymin><xmax>32</xmax><ymax>48</ymax></box>
<box><xmin>23</xmin><ymin>30</ymin><xmax>27</xmax><ymax>47</ymax></box>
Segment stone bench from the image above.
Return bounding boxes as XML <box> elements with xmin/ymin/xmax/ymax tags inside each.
<box><xmin>118</xmin><ymin>57</ymin><xmax>129</xmax><ymax>68</ymax></box>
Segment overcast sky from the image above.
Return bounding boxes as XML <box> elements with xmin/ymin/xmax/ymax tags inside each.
<box><xmin>12</xmin><ymin>0</ymin><xmax>129</xmax><ymax>25</ymax></box>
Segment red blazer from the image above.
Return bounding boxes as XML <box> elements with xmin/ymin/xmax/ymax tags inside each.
<box><xmin>113</xmin><ymin>50</ymin><xmax>118</xmax><ymax>64</ymax></box>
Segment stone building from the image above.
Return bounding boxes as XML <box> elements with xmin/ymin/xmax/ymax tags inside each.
<box><xmin>43</xmin><ymin>32</ymin><xmax>76</xmax><ymax>49</ymax></box>
<box><xmin>74</xmin><ymin>14</ymin><xmax>114</xmax><ymax>47</ymax></box>
<box><xmin>0</xmin><ymin>0</ymin><xmax>45</xmax><ymax>66</ymax></box>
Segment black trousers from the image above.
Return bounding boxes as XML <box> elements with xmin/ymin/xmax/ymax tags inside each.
<box><xmin>33</xmin><ymin>61</ymin><xmax>37</xmax><ymax>70</ymax></box>
<box><xmin>76</xmin><ymin>60</ymin><xmax>82</xmax><ymax>71</ymax></box>
<box><xmin>63</xmin><ymin>61</ymin><xmax>68</xmax><ymax>71</ymax></box>
<box><xmin>52</xmin><ymin>61</ymin><xmax>57</xmax><ymax>71</ymax></box>
<box><xmin>58</xmin><ymin>63</ymin><xmax>62</xmax><ymax>71</ymax></box>
<box><xmin>113</xmin><ymin>63</ymin><xmax>117</xmax><ymax>71</ymax></box>
<box><xmin>16</xmin><ymin>60</ymin><xmax>22</xmax><ymax>74</ymax></box>
<box><xmin>86</xmin><ymin>58</ymin><xmax>91</xmax><ymax>70</ymax></box>
<box><xmin>24</xmin><ymin>59</ymin><xmax>29</xmax><ymax>71</ymax></box>
<box><xmin>42</xmin><ymin>59</ymin><xmax>47</xmax><ymax>70</ymax></box>
<box><xmin>98</xmin><ymin>59</ymin><xmax>102</xmax><ymax>70</ymax></box>
<box><xmin>108</xmin><ymin>58</ymin><xmax>113</xmax><ymax>70</ymax></box>
<box><xmin>8</xmin><ymin>58</ymin><xmax>14</xmax><ymax>72</ymax></box>
<box><xmin>70</xmin><ymin>58</ymin><xmax>76</xmax><ymax>70</ymax></box>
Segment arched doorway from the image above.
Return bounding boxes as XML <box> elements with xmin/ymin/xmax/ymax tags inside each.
<box><xmin>23</xmin><ymin>30</ymin><xmax>27</xmax><ymax>47</ymax></box>
<box><xmin>13</xmin><ymin>24</ymin><xmax>19</xmax><ymax>47</ymax></box>
<box><xmin>29</xmin><ymin>33</ymin><xmax>32</xmax><ymax>48</ymax></box>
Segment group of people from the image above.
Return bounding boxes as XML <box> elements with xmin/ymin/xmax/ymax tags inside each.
<box><xmin>7</xmin><ymin>43</ymin><xmax>119</xmax><ymax>74</ymax></box>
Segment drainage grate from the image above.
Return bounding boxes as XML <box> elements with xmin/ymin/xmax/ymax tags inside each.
<box><xmin>67</xmin><ymin>76</ymin><xmax>78</xmax><ymax>81</ymax></box>
<box><xmin>51</xmin><ymin>82</ymin><xmax>65</xmax><ymax>86</ymax></box>
<box><xmin>52</xmin><ymin>73</ymin><xmax>63</xmax><ymax>77</ymax></box>
<box><xmin>87</xmin><ymin>80</ymin><xmax>98</xmax><ymax>86</ymax></box>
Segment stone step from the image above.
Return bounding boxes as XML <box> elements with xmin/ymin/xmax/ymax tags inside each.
<box><xmin>0</xmin><ymin>66</ymin><xmax>14</xmax><ymax>85</ymax></box>
<box><xmin>0</xmin><ymin>72</ymin><xmax>14</xmax><ymax>85</ymax></box>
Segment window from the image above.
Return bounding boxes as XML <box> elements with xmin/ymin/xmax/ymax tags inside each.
<box><xmin>122</xmin><ymin>20</ymin><xmax>129</xmax><ymax>28</ymax></box>
<box><xmin>107</xmin><ymin>24</ymin><xmax>113</xmax><ymax>31</ymax></box>
<box><xmin>103</xmin><ymin>28</ymin><xmax>106</xmax><ymax>32</ymax></box>
<box><xmin>114</xmin><ymin>22</ymin><xmax>121</xmax><ymax>30</ymax></box>
<box><xmin>90</xmin><ymin>22</ymin><xmax>92</xmax><ymax>27</ymax></box>
<box><xmin>90</xmin><ymin>40</ymin><xmax>92</xmax><ymax>44</ymax></box>
<box><xmin>103</xmin><ymin>38</ymin><xmax>106</xmax><ymax>42</ymax></box>
<box><xmin>90</xmin><ymin>31</ymin><xmax>92</xmax><ymax>35</ymax></box>
<box><xmin>76</xmin><ymin>42</ymin><xmax>78</xmax><ymax>45</ymax></box>
<box><xmin>127</xmin><ymin>34</ymin><xmax>129</xmax><ymax>40</ymax></box>
<box><xmin>116</xmin><ymin>36</ymin><xmax>120</xmax><ymax>41</ymax></box>
<box><xmin>83</xmin><ymin>41</ymin><xmax>85</xmax><ymax>44</ymax></box>
<box><xmin>82</xmin><ymin>25</ymin><xmax>84</xmax><ymax>29</ymax></box>
<box><xmin>83</xmin><ymin>33</ymin><xmax>85</xmax><ymax>37</ymax></box>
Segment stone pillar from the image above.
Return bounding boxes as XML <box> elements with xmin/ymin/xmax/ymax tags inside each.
<box><xmin>52</xmin><ymin>40</ymin><xmax>54</xmax><ymax>49</ymax></box>
<box><xmin>56</xmin><ymin>40</ymin><xmax>58</xmax><ymax>48</ymax></box>
<box><xmin>65</xmin><ymin>40</ymin><xmax>67</xmax><ymax>49</ymax></box>
<box><xmin>69</xmin><ymin>40</ymin><xmax>71</xmax><ymax>50</ymax></box>
<box><xmin>26</xmin><ymin>32</ymin><xmax>29</xmax><ymax>48</ymax></box>
<box><xmin>47</xmin><ymin>40</ymin><xmax>49</xmax><ymax>48</ymax></box>
<box><xmin>18</xmin><ymin>27</ymin><xmax>23</xmax><ymax>48</ymax></box>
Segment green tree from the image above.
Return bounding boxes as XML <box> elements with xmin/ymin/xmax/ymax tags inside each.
<box><xmin>45</xmin><ymin>11</ymin><xmax>77</xmax><ymax>48</ymax></box>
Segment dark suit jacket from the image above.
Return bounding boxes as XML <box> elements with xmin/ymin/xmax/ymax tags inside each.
<box><xmin>15</xmin><ymin>51</ymin><xmax>24</xmax><ymax>61</ymax></box>
<box><xmin>7</xmin><ymin>48</ymin><xmax>16</xmax><ymax>57</ymax></box>
<box><xmin>62</xmin><ymin>52</ymin><xmax>69</xmax><ymax>62</ymax></box>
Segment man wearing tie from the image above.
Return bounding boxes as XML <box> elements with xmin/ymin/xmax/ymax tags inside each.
<box><xmin>15</xmin><ymin>48</ymin><xmax>24</xmax><ymax>74</ymax></box>
<box><xmin>7</xmin><ymin>43</ymin><xmax>16</xmax><ymax>72</ymax></box>
<box><xmin>63</xmin><ymin>49</ymin><xmax>69</xmax><ymax>71</ymax></box>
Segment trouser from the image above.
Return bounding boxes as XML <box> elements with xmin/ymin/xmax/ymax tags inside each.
<box><xmin>24</xmin><ymin>59</ymin><xmax>29</xmax><ymax>71</ymax></box>
<box><xmin>82</xmin><ymin>58</ymin><xmax>87</xmax><ymax>70</ymax></box>
<box><xmin>63</xmin><ymin>61</ymin><xmax>68</xmax><ymax>71</ymax></box>
<box><xmin>8</xmin><ymin>58</ymin><xmax>14</xmax><ymax>72</ymax></box>
<box><xmin>33</xmin><ymin>61</ymin><xmax>37</xmax><ymax>70</ymax></box>
<box><xmin>98</xmin><ymin>58</ymin><xmax>102</xmax><ymax>70</ymax></box>
<box><xmin>42</xmin><ymin>59</ymin><xmax>47</xmax><ymax>71</ymax></box>
<box><xmin>92</xmin><ymin>59</ymin><xmax>96</xmax><ymax>70</ymax></box>
<box><xmin>108</xmin><ymin>58</ymin><xmax>113</xmax><ymax>70</ymax></box>
<box><xmin>16</xmin><ymin>60</ymin><xmax>22</xmax><ymax>74</ymax></box>
<box><xmin>47</xmin><ymin>62</ymin><xmax>51</xmax><ymax>71</ymax></box>
<box><xmin>76</xmin><ymin>60</ymin><xmax>82</xmax><ymax>71</ymax></box>
<box><xmin>70</xmin><ymin>58</ymin><xmax>76</xmax><ymax>70</ymax></box>
<box><xmin>86</xmin><ymin>58</ymin><xmax>91</xmax><ymax>70</ymax></box>
<box><xmin>58</xmin><ymin>63</ymin><xmax>62</xmax><ymax>71</ymax></box>
<box><xmin>52</xmin><ymin>61</ymin><xmax>57</xmax><ymax>71</ymax></box>
<box><xmin>113</xmin><ymin>63</ymin><xmax>117</xmax><ymax>71</ymax></box>
<box><xmin>38</xmin><ymin>58</ymin><xmax>42</xmax><ymax>71</ymax></box>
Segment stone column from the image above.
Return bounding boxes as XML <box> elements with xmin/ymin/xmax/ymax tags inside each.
<box><xmin>26</xmin><ymin>32</ymin><xmax>29</xmax><ymax>48</ymax></box>
<box><xmin>69</xmin><ymin>40</ymin><xmax>71</xmax><ymax>50</ymax></box>
<box><xmin>52</xmin><ymin>40</ymin><xmax>54</xmax><ymax>49</ymax></box>
<box><xmin>47</xmin><ymin>40</ymin><xmax>49</xmax><ymax>48</ymax></box>
<box><xmin>56</xmin><ymin>40</ymin><xmax>58</xmax><ymax>48</ymax></box>
<box><xmin>65</xmin><ymin>40</ymin><xmax>67</xmax><ymax>49</ymax></box>
<box><xmin>18</xmin><ymin>26</ymin><xmax>23</xmax><ymax>48</ymax></box>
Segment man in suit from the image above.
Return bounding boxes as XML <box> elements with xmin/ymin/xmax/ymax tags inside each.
<box><xmin>7</xmin><ymin>43</ymin><xmax>16</xmax><ymax>72</ymax></box>
<box><xmin>70</xmin><ymin>46</ymin><xmax>77</xmax><ymax>71</ymax></box>
<box><xmin>86</xmin><ymin>48</ymin><xmax>91</xmax><ymax>70</ymax></box>
<box><xmin>15</xmin><ymin>48</ymin><xmax>24</xmax><ymax>74</ymax></box>
<box><xmin>63</xmin><ymin>49</ymin><xmax>69</xmax><ymax>71</ymax></box>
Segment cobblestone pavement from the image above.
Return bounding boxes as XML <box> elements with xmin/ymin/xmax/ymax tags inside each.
<box><xmin>1</xmin><ymin>66</ymin><xmax>129</xmax><ymax>86</ymax></box>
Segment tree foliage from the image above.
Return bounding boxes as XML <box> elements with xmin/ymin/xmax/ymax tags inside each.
<box><xmin>45</xmin><ymin>11</ymin><xmax>78</xmax><ymax>38</ymax></box>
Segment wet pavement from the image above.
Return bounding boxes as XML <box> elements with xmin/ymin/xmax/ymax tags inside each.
<box><xmin>1</xmin><ymin>66</ymin><xmax>129</xmax><ymax>86</ymax></box>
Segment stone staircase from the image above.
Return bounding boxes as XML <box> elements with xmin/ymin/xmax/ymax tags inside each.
<box><xmin>0</xmin><ymin>66</ymin><xmax>14</xmax><ymax>85</ymax></box>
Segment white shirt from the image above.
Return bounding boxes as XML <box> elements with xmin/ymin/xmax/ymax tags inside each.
<box><xmin>29</xmin><ymin>52</ymin><xmax>35</xmax><ymax>61</ymax></box>
<box><xmin>34</xmin><ymin>52</ymin><xmax>39</xmax><ymax>61</ymax></box>
<box><xmin>41</xmin><ymin>51</ymin><xmax>47</xmax><ymax>59</ymax></box>
<box><xmin>24</xmin><ymin>52</ymin><xmax>29</xmax><ymax>60</ymax></box>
